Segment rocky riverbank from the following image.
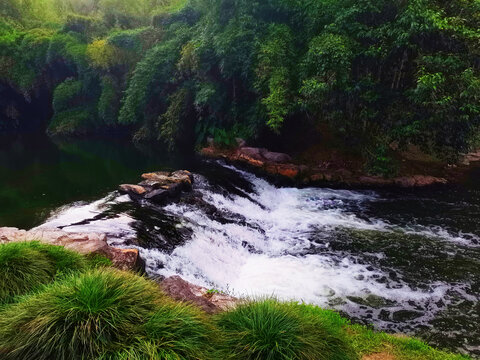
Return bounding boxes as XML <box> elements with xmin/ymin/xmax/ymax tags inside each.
<box><xmin>0</xmin><ymin>227</ymin><xmax>144</xmax><ymax>271</ymax></box>
<box><xmin>0</xmin><ymin>226</ymin><xmax>239</xmax><ymax>312</ymax></box>
<box><xmin>200</xmin><ymin>141</ymin><xmax>480</xmax><ymax>188</ymax></box>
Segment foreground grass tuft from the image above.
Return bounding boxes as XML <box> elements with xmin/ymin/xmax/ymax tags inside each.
<box><xmin>102</xmin><ymin>301</ymin><xmax>216</xmax><ymax>360</ymax></box>
<box><xmin>0</xmin><ymin>241</ymin><xmax>87</xmax><ymax>304</ymax></box>
<box><xmin>349</xmin><ymin>324</ymin><xmax>470</xmax><ymax>360</ymax></box>
<box><xmin>0</xmin><ymin>268</ymin><xmax>162</xmax><ymax>360</ymax></box>
<box><xmin>215</xmin><ymin>299</ymin><xmax>357</xmax><ymax>360</ymax></box>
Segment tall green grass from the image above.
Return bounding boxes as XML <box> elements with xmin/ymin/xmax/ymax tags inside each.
<box><xmin>0</xmin><ymin>268</ymin><xmax>161</xmax><ymax>360</ymax></box>
<box><xmin>215</xmin><ymin>299</ymin><xmax>357</xmax><ymax>360</ymax></box>
<box><xmin>0</xmin><ymin>241</ymin><xmax>87</xmax><ymax>304</ymax></box>
<box><xmin>102</xmin><ymin>301</ymin><xmax>216</xmax><ymax>360</ymax></box>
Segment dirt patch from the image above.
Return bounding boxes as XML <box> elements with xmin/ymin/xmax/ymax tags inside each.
<box><xmin>362</xmin><ymin>352</ymin><xmax>396</xmax><ymax>360</ymax></box>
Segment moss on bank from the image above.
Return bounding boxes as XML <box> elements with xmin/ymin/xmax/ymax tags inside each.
<box><xmin>0</xmin><ymin>241</ymin><xmax>471</xmax><ymax>360</ymax></box>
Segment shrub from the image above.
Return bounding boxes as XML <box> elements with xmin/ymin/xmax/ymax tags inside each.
<box><xmin>215</xmin><ymin>299</ymin><xmax>357</xmax><ymax>360</ymax></box>
<box><xmin>86</xmin><ymin>39</ymin><xmax>120</xmax><ymax>69</ymax></box>
<box><xmin>48</xmin><ymin>107</ymin><xmax>95</xmax><ymax>136</ymax></box>
<box><xmin>98</xmin><ymin>75</ymin><xmax>120</xmax><ymax>125</ymax></box>
<box><xmin>62</xmin><ymin>14</ymin><xmax>103</xmax><ymax>37</ymax></box>
<box><xmin>0</xmin><ymin>268</ymin><xmax>162</xmax><ymax>360</ymax></box>
<box><xmin>0</xmin><ymin>241</ymin><xmax>86</xmax><ymax>304</ymax></box>
<box><xmin>52</xmin><ymin>79</ymin><xmax>83</xmax><ymax>113</ymax></box>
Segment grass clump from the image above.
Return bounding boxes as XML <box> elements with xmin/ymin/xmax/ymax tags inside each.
<box><xmin>215</xmin><ymin>299</ymin><xmax>357</xmax><ymax>360</ymax></box>
<box><xmin>349</xmin><ymin>324</ymin><xmax>470</xmax><ymax>360</ymax></box>
<box><xmin>0</xmin><ymin>241</ymin><xmax>87</xmax><ymax>304</ymax></box>
<box><xmin>102</xmin><ymin>301</ymin><xmax>216</xmax><ymax>360</ymax></box>
<box><xmin>0</xmin><ymin>268</ymin><xmax>161</xmax><ymax>360</ymax></box>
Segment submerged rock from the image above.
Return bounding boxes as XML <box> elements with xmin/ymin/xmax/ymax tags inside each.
<box><xmin>0</xmin><ymin>227</ymin><xmax>144</xmax><ymax>272</ymax></box>
<box><xmin>392</xmin><ymin>310</ymin><xmax>423</xmax><ymax>322</ymax></box>
<box><xmin>161</xmin><ymin>275</ymin><xmax>239</xmax><ymax>313</ymax></box>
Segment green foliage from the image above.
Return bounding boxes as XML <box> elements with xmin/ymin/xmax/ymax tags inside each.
<box><xmin>0</xmin><ymin>268</ymin><xmax>161</xmax><ymax>360</ymax></box>
<box><xmin>159</xmin><ymin>87</ymin><xmax>189</xmax><ymax>150</ymax></box>
<box><xmin>118</xmin><ymin>38</ymin><xmax>184</xmax><ymax>124</ymax></box>
<box><xmin>0</xmin><ymin>241</ymin><xmax>86</xmax><ymax>304</ymax></box>
<box><xmin>62</xmin><ymin>13</ymin><xmax>103</xmax><ymax>38</ymax></box>
<box><xmin>86</xmin><ymin>39</ymin><xmax>119</xmax><ymax>69</ymax></box>
<box><xmin>52</xmin><ymin>78</ymin><xmax>83</xmax><ymax>112</ymax></box>
<box><xmin>215</xmin><ymin>299</ymin><xmax>357</xmax><ymax>360</ymax></box>
<box><xmin>302</xmin><ymin>33</ymin><xmax>354</xmax><ymax>88</ymax></box>
<box><xmin>366</xmin><ymin>144</ymin><xmax>397</xmax><ymax>177</ymax></box>
<box><xmin>1</xmin><ymin>0</ymin><xmax>480</xmax><ymax>160</ymax></box>
<box><xmin>349</xmin><ymin>323</ymin><xmax>470</xmax><ymax>360</ymax></box>
<box><xmin>85</xmin><ymin>253</ymin><xmax>113</xmax><ymax>268</ymax></box>
<box><xmin>50</xmin><ymin>74</ymin><xmax>104</xmax><ymax>136</ymax></box>
<box><xmin>48</xmin><ymin>107</ymin><xmax>95</xmax><ymax>136</ymax></box>
<box><xmin>98</xmin><ymin>75</ymin><xmax>120</xmax><ymax>125</ymax></box>
<box><xmin>256</xmin><ymin>24</ymin><xmax>294</xmax><ymax>131</ymax></box>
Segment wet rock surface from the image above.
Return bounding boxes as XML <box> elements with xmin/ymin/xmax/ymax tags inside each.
<box><xmin>119</xmin><ymin>170</ymin><xmax>194</xmax><ymax>203</ymax></box>
<box><xmin>0</xmin><ymin>227</ymin><xmax>144</xmax><ymax>272</ymax></box>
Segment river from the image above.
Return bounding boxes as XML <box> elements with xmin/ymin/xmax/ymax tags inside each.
<box><xmin>1</xmin><ymin>134</ymin><xmax>479</xmax><ymax>356</ymax></box>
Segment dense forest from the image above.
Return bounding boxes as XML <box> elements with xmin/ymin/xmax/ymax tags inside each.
<box><xmin>1</xmin><ymin>0</ymin><xmax>479</xmax><ymax>169</ymax></box>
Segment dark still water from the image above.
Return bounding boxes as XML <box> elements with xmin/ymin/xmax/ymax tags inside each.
<box><xmin>0</xmin><ymin>134</ymin><xmax>190</xmax><ymax>228</ymax></box>
<box><xmin>1</xmin><ymin>134</ymin><xmax>479</xmax><ymax>357</ymax></box>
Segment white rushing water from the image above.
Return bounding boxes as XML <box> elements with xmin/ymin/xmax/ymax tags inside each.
<box><xmin>37</xmin><ymin>164</ymin><xmax>467</xmax><ymax>311</ymax></box>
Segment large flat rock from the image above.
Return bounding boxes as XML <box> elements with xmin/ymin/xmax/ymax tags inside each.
<box><xmin>0</xmin><ymin>227</ymin><xmax>144</xmax><ymax>272</ymax></box>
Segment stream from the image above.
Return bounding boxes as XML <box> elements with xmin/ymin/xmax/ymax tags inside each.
<box><xmin>1</xmin><ymin>135</ymin><xmax>479</xmax><ymax>356</ymax></box>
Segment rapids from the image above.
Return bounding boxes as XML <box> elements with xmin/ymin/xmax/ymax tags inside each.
<box><xmin>37</xmin><ymin>161</ymin><xmax>480</xmax><ymax>356</ymax></box>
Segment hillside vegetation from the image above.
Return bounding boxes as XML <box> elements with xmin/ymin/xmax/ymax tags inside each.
<box><xmin>1</xmin><ymin>0</ymin><xmax>479</xmax><ymax>165</ymax></box>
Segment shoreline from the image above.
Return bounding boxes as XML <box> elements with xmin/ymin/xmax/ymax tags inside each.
<box><xmin>200</xmin><ymin>143</ymin><xmax>480</xmax><ymax>189</ymax></box>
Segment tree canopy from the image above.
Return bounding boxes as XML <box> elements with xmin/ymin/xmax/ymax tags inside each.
<box><xmin>1</xmin><ymin>0</ymin><xmax>479</xmax><ymax>164</ymax></box>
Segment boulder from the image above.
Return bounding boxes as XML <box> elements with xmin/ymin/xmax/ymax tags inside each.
<box><xmin>120</xmin><ymin>170</ymin><xmax>194</xmax><ymax>204</ymax></box>
<box><xmin>144</xmin><ymin>188</ymin><xmax>169</xmax><ymax>203</ymax></box>
<box><xmin>108</xmin><ymin>247</ymin><xmax>145</xmax><ymax>272</ymax></box>
<box><xmin>138</xmin><ymin>179</ymin><xmax>164</xmax><ymax>189</ymax></box>
<box><xmin>161</xmin><ymin>275</ymin><xmax>239</xmax><ymax>313</ymax></box>
<box><xmin>118</xmin><ymin>184</ymin><xmax>147</xmax><ymax>195</ymax></box>
<box><xmin>262</xmin><ymin>151</ymin><xmax>292</xmax><ymax>163</ymax></box>
<box><xmin>237</xmin><ymin>147</ymin><xmax>266</xmax><ymax>161</ymax></box>
<box><xmin>0</xmin><ymin>227</ymin><xmax>144</xmax><ymax>272</ymax></box>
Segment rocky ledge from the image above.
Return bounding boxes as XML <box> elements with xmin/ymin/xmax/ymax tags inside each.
<box><xmin>119</xmin><ymin>170</ymin><xmax>194</xmax><ymax>203</ymax></box>
<box><xmin>0</xmin><ymin>228</ymin><xmax>239</xmax><ymax>313</ymax></box>
<box><xmin>201</xmin><ymin>143</ymin><xmax>449</xmax><ymax>188</ymax></box>
<box><xmin>0</xmin><ymin>227</ymin><xmax>144</xmax><ymax>272</ymax></box>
